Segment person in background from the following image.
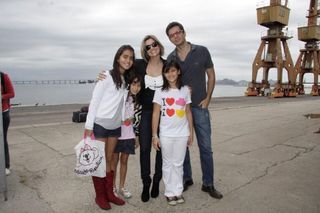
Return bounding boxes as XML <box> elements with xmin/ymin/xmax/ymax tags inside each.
<box><xmin>84</xmin><ymin>45</ymin><xmax>134</xmax><ymax>210</ymax></box>
<box><xmin>165</xmin><ymin>22</ymin><xmax>223</xmax><ymax>199</ymax></box>
<box><xmin>152</xmin><ymin>60</ymin><xmax>193</xmax><ymax>206</ymax></box>
<box><xmin>112</xmin><ymin>72</ymin><xmax>142</xmax><ymax>199</ymax></box>
<box><xmin>1</xmin><ymin>71</ymin><xmax>15</xmax><ymax>176</ymax></box>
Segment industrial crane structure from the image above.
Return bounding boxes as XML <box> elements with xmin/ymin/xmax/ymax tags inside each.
<box><xmin>246</xmin><ymin>0</ymin><xmax>296</xmax><ymax>97</ymax></box>
<box><xmin>295</xmin><ymin>0</ymin><xmax>320</xmax><ymax>96</ymax></box>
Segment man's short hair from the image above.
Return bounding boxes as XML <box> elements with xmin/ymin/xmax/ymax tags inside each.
<box><xmin>165</xmin><ymin>22</ymin><xmax>185</xmax><ymax>36</ymax></box>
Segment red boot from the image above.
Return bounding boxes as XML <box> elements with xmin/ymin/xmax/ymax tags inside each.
<box><xmin>105</xmin><ymin>171</ymin><xmax>125</xmax><ymax>205</ymax></box>
<box><xmin>92</xmin><ymin>176</ymin><xmax>111</xmax><ymax>210</ymax></box>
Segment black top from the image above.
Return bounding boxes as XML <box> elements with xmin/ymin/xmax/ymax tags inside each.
<box><xmin>134</xmin><ymin>58</ymin><xmax>165</xmax><ymax>111</ymax></box>
<box><xmin>167</xmin><ymin>43</ymin><xmax>213</xmax><ymax>106</ymax></box>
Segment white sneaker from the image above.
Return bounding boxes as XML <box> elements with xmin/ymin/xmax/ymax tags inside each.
<box><xmin>176</xmin><ymin>195</ymin><xmax>185</xmax><ymax>204</ymax></box>
<box><xmin>5</xmin><ymin>168</ymin><xmax>11</xmax><ymax>176</ymax></box>
<box><xmin>120</xmin><ymin>188</ymin><xmax>132</xmax><ymax>199</ymax></box>
<box><xmin>166</xmin><ymin>196</ymin><xmax>177</xmax><ymax>206</ymax></box>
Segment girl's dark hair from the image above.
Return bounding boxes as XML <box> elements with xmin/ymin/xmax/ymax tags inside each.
<box><xmin>126</xmin><ymin>70</ymin><xmax>142</xmax><ymax>106</ymax></box>
<box><xmin>110</xmin><ymin>45</ymin><xmax>135</xmax><ymax>90</ymax></box>
<box><xmin>162</xmin><ymin>60</ymin><xmax>183</xmax><ymax>91</ymax></box>
<box><xmin>125</xmin><ymin>70</ymin><xmax>142</xmax><ymax>86</ymax></box>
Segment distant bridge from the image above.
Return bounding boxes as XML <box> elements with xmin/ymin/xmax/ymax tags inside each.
<box><xmin>12</xmin><ymin>80</ymin><xmax>317</xmax><ymax>85</ymax></box>
<box><xmin>12</xmin><ymin>79</ymin><xmax>96</xmax><ymax>85</ymax></box>
<box><xmin>303</xmin><ymin>82</ymin><xmax>318</xmax><ymax>85</ymax></box>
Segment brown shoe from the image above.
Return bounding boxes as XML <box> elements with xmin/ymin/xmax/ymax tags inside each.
<box><xmin>201</xmin><ymin>185</ymin><xmax>223</xmax><ymax>199</ymax></box>
<box><xmin>183</xmin><ymin>179</ymin><xmax>194</xmax><ymax>192</ymax></box>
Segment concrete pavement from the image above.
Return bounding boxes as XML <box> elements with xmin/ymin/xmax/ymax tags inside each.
<box><xmin>0</xmin><ymin>96</ymin><xmax>319</xmax><ymax>213</ymax></box>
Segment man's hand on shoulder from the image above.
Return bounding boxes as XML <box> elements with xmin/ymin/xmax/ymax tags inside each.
<box><xmin>97</xmin><ymin>70</ymin><xmax>107</xmax><ymax>82</ymax></box>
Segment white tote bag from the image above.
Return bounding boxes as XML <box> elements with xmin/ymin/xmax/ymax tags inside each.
<box><xmin>74</xmin><ymin>136</ymin><xmax>106</xmax><ymax>177</ymax></box>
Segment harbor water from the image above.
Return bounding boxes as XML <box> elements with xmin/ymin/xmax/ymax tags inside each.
<box><xmin>12</xmin><ymin>84</ymin><xmax>248</xmax><ymax>106</ymax></box>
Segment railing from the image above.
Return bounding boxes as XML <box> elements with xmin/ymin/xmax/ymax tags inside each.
<box><xmin>12</xmin><ymin>80</ymin><xmax>96</xmax><ymax>85</ymax></box>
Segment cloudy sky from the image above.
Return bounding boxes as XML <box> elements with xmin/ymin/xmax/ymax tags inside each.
<box><xmin>0</xmin><ymin>0</ymin><xmax>310</xmax><ymax>81</ymax></box>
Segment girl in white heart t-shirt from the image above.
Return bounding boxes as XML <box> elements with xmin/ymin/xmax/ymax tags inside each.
<box><xmin>151</xmin><ymin>60</ymin><xmax>194</xmax><ymax>206</ymax></box>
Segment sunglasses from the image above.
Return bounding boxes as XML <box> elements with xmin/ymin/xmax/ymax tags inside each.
<box><xmin>145</xmin><ymin>42</ymin><xmax>158</xmax><ymax>51</ymax></box>
<box><xmin>168</xmin><ymin>30</ymin><xmax>183</xmax><ymax>39</ymax></box>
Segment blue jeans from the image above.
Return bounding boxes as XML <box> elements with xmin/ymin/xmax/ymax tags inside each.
<box><xmin>3</xmin><ymin>110</ymin><xmax>10</xmax><ymax>169</ymax></box>
<box><xmin>183</xmin><ymin>107</ymin><xmax>214</xmax><ymax>186</ymax></box>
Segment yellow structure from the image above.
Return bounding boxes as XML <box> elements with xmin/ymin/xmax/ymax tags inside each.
<box><xmin>246</xmin><ymin>0</ymin><xmax>296</xmax><ymax>97</ymax></box>
<box><xmin>295</xmin><ymin>0</ymin><xmax>320</xmax><ymax>96</ymax></box>
<box><xmin>257</xmin><ymin>5</ymin><xmax>290</xmax><ymax>26</ymax></box>
<box><xmin>298</xmin><ymin>26</ymin><xmax>320</xmax><ymax>41</ymax></box>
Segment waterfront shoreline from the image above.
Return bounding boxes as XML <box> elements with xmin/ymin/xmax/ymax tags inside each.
<box><xmin>10</xmin><ymin>95</ymin><xmax>320</xmax><ymax>112</ymax></box>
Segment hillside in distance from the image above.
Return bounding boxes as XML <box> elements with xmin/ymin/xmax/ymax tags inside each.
<box><xmin>216</xmin><ymin>79</ymin><xmax>277</xmax><ymax>86</ymax></box>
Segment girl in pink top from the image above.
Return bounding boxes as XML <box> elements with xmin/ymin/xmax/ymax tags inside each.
<box><xmin>112</xmin><ymin>73</ymin><xmax>142</xmax><ymax>199</ymax></box>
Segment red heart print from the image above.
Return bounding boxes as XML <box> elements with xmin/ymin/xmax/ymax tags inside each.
<box><xmin>166</xmin><ymin>109</ymin><xmax>175</xmax><ymax>117</ymax></box>
<box><xmin>123</xmin><ymin>120</ymin><xmax>131</xmax><ymax>126</ymax></box>
<box><xmin>166</xmin><ymin>98</ymin><xmax>175</xmax><ymax>106</ymax></box>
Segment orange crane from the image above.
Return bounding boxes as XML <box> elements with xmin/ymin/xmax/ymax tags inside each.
<box><xmin>246</xmin><ymin>0</ymin><xmax>296</xmax><ymax>97</ymax></box>
<box><xmin>295</xmin><ymin>0</ymin><xmax>320</xmax><ymax>96</ymax></box>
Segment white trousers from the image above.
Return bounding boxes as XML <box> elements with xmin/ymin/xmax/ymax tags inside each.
<box><xmin>160</xmin><ymin>136</ymin><xmax>188</xmax><ymax>197</ymax></box>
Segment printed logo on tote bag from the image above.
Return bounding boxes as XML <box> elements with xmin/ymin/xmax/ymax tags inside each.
<box><xmin>74</xmin><ymin>137</ymin><xmax>106</xmax><ymax>177</ymax></box>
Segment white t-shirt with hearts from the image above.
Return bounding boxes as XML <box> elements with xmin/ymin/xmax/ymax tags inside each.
<box><xmin>153</xmin><ymin>86</ymin><xmax>191</xmax><ymax>137</ymax></box>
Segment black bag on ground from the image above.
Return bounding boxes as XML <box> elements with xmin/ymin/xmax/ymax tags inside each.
<box><xmin>72</xmin><ymin>111</ymin><xmax>87</xmax><ymax>123</ymax></box>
